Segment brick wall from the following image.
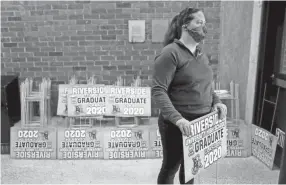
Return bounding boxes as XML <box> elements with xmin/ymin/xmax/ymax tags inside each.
<box><xmin>1</xmin><ymin>1</ymin><xmax>220</xmax><ymax>116</ymax></box>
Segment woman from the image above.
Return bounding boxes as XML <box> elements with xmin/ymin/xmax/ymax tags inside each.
<box><xmin>151</xmin><ymin>7</ymin><xmax>227</xmax><ymax>184</ymax></box>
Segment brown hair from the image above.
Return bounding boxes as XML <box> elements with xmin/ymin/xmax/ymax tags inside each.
<box><xmin>163</xmin><ymin>7</ymin><xmax>201</xmax><ymax>47</ymax></box>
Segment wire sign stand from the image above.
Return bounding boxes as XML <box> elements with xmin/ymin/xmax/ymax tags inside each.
<box><xmin>20</xmin><ymin>78</ymin><xmax>51</xmax><ymax>128</ymax></box>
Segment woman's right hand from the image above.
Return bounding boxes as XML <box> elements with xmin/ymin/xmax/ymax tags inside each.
<box><xmin>175</xmin><ymin>118</ymin><xmax>192</xmax><ymax>136</ymax></box>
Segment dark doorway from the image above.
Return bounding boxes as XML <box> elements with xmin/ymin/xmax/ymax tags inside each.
<box><xmin>254</xmin><ymin>1</ymin><xmax>286</xmax><ymax>168</ymax></box>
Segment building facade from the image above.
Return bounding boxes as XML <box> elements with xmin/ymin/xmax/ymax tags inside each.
<box><xmin>1</xmin><ymin>0</ymin><xmax>286</xmax><ymax>182</ymax></box>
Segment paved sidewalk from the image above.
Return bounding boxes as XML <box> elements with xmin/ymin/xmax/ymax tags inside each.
<box><xmin>1</xmin><ymin>155</ymin><xmax>279</xmax><ymax>184</ymax></box>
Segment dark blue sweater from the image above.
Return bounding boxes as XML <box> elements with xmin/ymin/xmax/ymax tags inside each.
<box><xmin>152</xmin><ymin>39</ymin><xmax>221</xmax><ymax>124</ymax></box>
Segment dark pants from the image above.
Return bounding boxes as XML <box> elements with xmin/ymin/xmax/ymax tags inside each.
<box><xmin>157</xmin><ymin>112</ymin><xmax>209</xmax><ymax>184</ymax></box>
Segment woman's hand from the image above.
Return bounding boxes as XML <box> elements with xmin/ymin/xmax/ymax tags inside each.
<box><xmin>175</xmin><ymin>118</ymin><xmax>192</xmax><ymax>136</ymax></box>
<box><xmin>212</xmin><ymin>103</ymin><xmax>227</xmax><ymax>120</ymax></box>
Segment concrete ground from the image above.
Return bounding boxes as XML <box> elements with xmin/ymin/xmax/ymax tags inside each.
<box><xmin>1</xmin><ymin>155</ymin><xmax>280</xmax><ymax>184</ymax></box>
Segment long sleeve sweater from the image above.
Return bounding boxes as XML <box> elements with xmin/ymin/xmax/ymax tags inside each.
<box><xmin>152</xmin><ymin>39</ymin><xmax>221</xmax><ymax>124</ymax></box>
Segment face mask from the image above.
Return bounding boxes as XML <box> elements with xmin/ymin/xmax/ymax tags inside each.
<box><xmin>186</xmin><ymin>25</ymin><xmax>207</xmax><ymax>43</ymax></box>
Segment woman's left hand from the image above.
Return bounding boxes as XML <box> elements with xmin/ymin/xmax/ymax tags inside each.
<box><xmin>212</xmin><ymin>103</ymin><xmax>227</xmax><ymax>120</ymax></box>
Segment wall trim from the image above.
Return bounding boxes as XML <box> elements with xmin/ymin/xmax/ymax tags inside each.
<box><xmin>245</xmin><ymin>1</ymin><xmax>263</xmax><ymax>125</ymax></box>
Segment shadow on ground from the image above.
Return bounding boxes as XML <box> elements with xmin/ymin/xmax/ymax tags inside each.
<box><xmin>1</xmin><ymin>155</ymin><xmax>279</xmax><ymax>184</ymax></box>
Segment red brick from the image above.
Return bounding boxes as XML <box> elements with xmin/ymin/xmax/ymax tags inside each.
<box><xmin>28</xmin><ymin>67</ymin><xmax>42</xmax><ymax>72</ymax></box>
<box><xmin>12</xmin><ymin>58</ymin><xmax>26</xmax><ymax>62</ymax></box>
<box><xmin>3</xmin><ymin>68</ymin><xmax>14</xmax><ymax>72</ymax></box>
<box><xmin>86</xmin><ymin>66</ymin><xmax>102</xmax><ymax>71</ymax></box>
<box><xmin>35</xmin><ymin>62</ymin><xmax>49</xmax><ymax>67</ymax></box>
<box><xmin>79</xmin><ymin>41</ymin><xmax>93</xmax><ymax>46</ymax></box>
<box><xmin>48</xmin><ymin>42</ymin><xmax>63</xmax><ymax>47</ymax></box>
<box><xmin>79</xmin><ymin>51</ymin><xmax>93</xmax><ymax>56</ymax></box>
<box><xmin>63</xmin><ymin>51</ymin><xmax>79</xmax><ymax>57</ymax></box>
<box><xmin>133</xmin><ymin>56</ymin><xmax>148</xmax><ymax>60</ymax></box>
<box><xmin>100</xmin><ymin>25</ymin><xmax>116</xmax><ymax>30</ymax></box>
<box><xmin>72</xmin><ymin>56</ymin><xmax>85</xmax><ymax>61</ymax></box>
<box><xmin>36</xmin><ymin>4</ymin><xmax>52</xmax><ymax>10</ymax></box>
<box><xmin>86</xmin><ymin>56</ymin><xmax>100</xmax><ymax>61</ymax></box>
<box><xmin>62</xmin><ymin>30</ymin><xmax>77</xmax><ymax>36</ymax></box>
<box><xmin>20</xmin><ymin>72</ymin><xmax>35</xmax><ymax>77</ymax></box>
<box><xmin>53</xmin><ymin>15</ymin><xmax>68</xmax><ymax>20</ymax></box>
<box><xmin>30</xmin><ymin>10</ymin><xmax>44</xmax><ymax>16</ymax></box>
<box><xmin>1</xmin><ymin>58</ymin><xmax>11</xmax><ymax>63</ymax></box>
<box><xmin>70</xmin><ymin>46</ymin><xmax>85</xmax><ymax>52</ymax></box>
<box><xmin>63</xmin><ymin>61</ymin><xmax>79</xmax><ymax>66</ymax></box>
<box><xmin>57</xmin><ymin>66</ymin><xmax>73</xmax><ymax>72</ymax></box>
<box><xmin>116</xmin><ymin>2</ymin><xmax>131</xmax><ymax>8</ymax></box>
<box><xmin>109</xmin><ymin>70</ymin><xmax>125</xmax><ymax>76</ymax></box>
<box><xmin>132</xmin><ymin>43</ymin><xmax>149</xmax><ymax>50</ymax></box>
<box><xmin>126</xmin><ymin>51</ymin><xmax>140</xmax><ymax>55</ymax></box>
<box><xmin>101</xmin><ymin>35</ymin><xmax>116</xmax><ymax>40</ymax></box>
<box><xmin>39</xmin><ymin>37</ymin><xmax>54</xmax><ymax>42</ymax></box>
<box><xmin>49</xmin><ymin>61</ymin><xmax>64</xmax><ymax>66</ymax></box>
<box><xmin>116</xmin><ymin>56</ymin><xmax>131</xmax><ymax>60</ymax></box>
<box><xmin>3</xmin><ymin>43</ymin><xmax>17</xmax><ymax>47</ymax></box>
<box><xmin>100</xmin><ymin>56</ymin><xmax>115</xmax><ymax>60</ymax></box>
<box><xmin>24</xmin><ymin>36</ymin><xmax>38</xmax><ymax>42</ymax></box>
<box><xmin>55</xmin><ymin>36</ymin><xmax>70</xmax><ymax>41</ymax></box>
<box><xmin>126</xmin><ymin>70</ymin><xmax>139</xmax><ymax>75</ymax></box>
<box><xmin>101</xmin><ymin>45</ymin><xmax>117</xmax><ymax>50</ymax></box>
<box><xmin>141</xmin><ymin>50</ymin><xmax>155</xmax><ymax>55</ymax></box>
<box><xmin>91</xmin><ymin>20</ymin><xmax>108</xmax><ymax>24</ymax></box>
<box><xmin>1</xmin><ymin>12</ymin><xmax>15</xmax><ymax>16</ymax></box>
<box><xmin>118</xmin><ymin>65</ymin><xmax>132</xmax><ymax>70</ymax></box>
<box><xmin>49</xmin><ymin>52</ymin><xmax>63</xmax><ymax>56</ymax></box>
<box><xmin>34</xmin><ymin>52</ymin><xmax>48</xmax><ymax>57</ymax></box>
<box><xmin>86</xmin><ymin>36</ymin><xmax>101</xmax><ymax>40</ymax></box>
<box><xmin>1</xmin><ymin>38</ymin><xmax>10</xmax><ymax>42</ymax></box>
<box><xmin>57</xmin><ymin>56</ymin><xmax>72</xmax><ymax>62</ymax></box>
<box><xmin>140</xmin><ymin>8</ymin><xmax>155</xmax><ymax>13</ymax></box>
<box><xmin>100</xmin><ymin>14</ymin><xmax>116</xmax><ymax>19</ymax></box>
<box><xmin>73</xmin><ymin>66</ymin><xmax>87</xmax><ymax>71</ymax></box>
<box><xmin>11</xmin><ymin>48</ymin><xmax>24</xmax><ymax>52</ymax></box>
<box><xmin>95</xmin><ymin>61</ymin><xmax>110</xmax><ymax>65</ymax></box>
<box><xmin>52</xmin><ymin>4</ymin><xmax>67</xmax><ymax>10</ymax></box>
<box><xmin>92</xmin><ymin>3</ymin><xmax>115</xmax><ymax>9</ymax></box>
<box><xmin>64</xmin><ymin>41</ymin><xmax>78</xmax><ymax>47</ymax></box>
<box><xmin>19</xmin><ymin>53</ymin><xmax>33</xmax><ymax>57</ymax></box>
<box><xmin>4</xmin><ymin>62</ymin><xmax>19</xmax><ymax>68</ymax></box>
<box><xmin>140</xmin><ymin>60</ymin><xmax>153</xmax><ymax>65</ymax></box>
<box><xmin>77</xmin><ymin>31</ymin><xmax>93</xmax><ymax>35</ymax></box>
<box><xmin>35</xmin><ymin>42</ymin><xmax>48</xmax><ymax>47</ymax></box>
<box><xmin>133</xmin><ymin>65</ymin><xmax>149</xmax><ymax>70</ymax></box>
<box><xmin>91</xmin><ymin>8</ymin><xmax>107</xmax><ymax>14</ymax></box>
<box><xmin>108</xmin><ymin>19</ymin><xmax>124</xmax><ymax>24</ymax></box>
<box><xmin>1</xmin><ymin>28</ymin><xmax>8</xmax><ymax>32</ymax></box>
<box><xmin>93</xmin><ymin>41</ymin><xmax>112</xmax><ymax>46</ymax></box>
<box><xmin>108</xmin><ymin>30</ymin><xmax>123</xmax><ymax>35</ymax></box>
<box><xmin>86</xmin><ymin>46</ymin><xmax>101</xmax><ymax>51</ymax></box>
<box><xmin>42</xmin><ymin>57</ymin><xmax>56</xmax><ymax>62</ymax></box>
<box><xmin>44</xmin><ymin>10</ymin><xmax>59</xmax><ymax>15</ymax></box>
<box><xmin>8</xmin><ymin>17</ymin><xmax>22</xmax><ymax>21</ymax></box>
<box><xmin>132</xmin><ymin>2</ymin><xmax>149</xmax><ymax>8</ymax></box>
<box><xmin>102</xmin><ymin>75</ymin><xmax>118</xmax><ymax>82</ymax></box>
<box><xmin>27</xmin><ymin>57</ymin><xmax>41</xmax><ymax>62</ymax></box>
<box><xmin>148</xmin><ymin>2</ymin><xmax>164</xmax><ymax>7</ymax></box>
<box><xmin>47</xmin><ymin>32</ymin><xmax>62</xmax><ymax>37</ymax></box>
<box><xmin>76</xmin><ymin>20</ymin><xmax>91</xmax><ymax>24</ymax></box>
<box><xmin>68</xmin><ymin>4</ymin><xmax>84</xmax><ymax>9</ymax></box>
<box><xmin>43</xmin><ymin>67</ymin><xmax>58</xmax><ymax>71</ymax></box>
<box><xmin>54</xmin><ymin>25</ymin><xmax>69</xmax><ymax>31</ymax></box>
<box><xmin>69</xmin><ymin>14</ymin><xmax>83</xmax><ymax>20</ymax></box>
